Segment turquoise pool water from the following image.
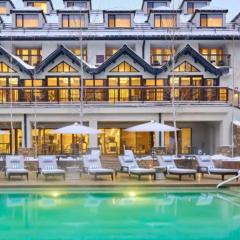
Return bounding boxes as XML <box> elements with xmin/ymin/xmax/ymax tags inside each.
<box><xmin>0</xmin><ymin>188</ymin><xmax>240</xmax><ymax>240</ymax></box>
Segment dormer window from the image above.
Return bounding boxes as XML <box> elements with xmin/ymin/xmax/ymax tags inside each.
<box><xmin>62</xmin><ymin>14</ymin><xmax>85</xmax><ymax>28</ymax></box>
<box><xmin>200</xmin><ymin>14</ymin><xmax>223</xmax><ymax>27</ymax></box>
<box><xmin>108</xmin><ymin>14</ymin><xmax>131</xmax><ymax>28</ymax></box>
<box><xmin>0</xmin><ymin>2</ymin><xmax>7</xmax><ymax>14</ymax></box>
<box><xmin>187</xmin><ymin>2</ymin><xmax>194</xmax><ymax>14</ymax></box>
<box><xmin>147</xmin><ymin>1</ymin><xmax>167</xmax><ymax>13</ymax></box>
<box><xmin>154</xmin><ymin>14</ymin><xmax>176</xmax><ymax>28</ymax></box>
<box><xmin>66</xmin><ymin>1</ymin><xmax>87</xmax><ymax>8</ymax></box>
<box><xmin>16</xmin><ymin>14</ymin><xmax>40</xmax><ymax>28</ymax></box>
<box><xmin>27</xmin><ymin>2</ymin><xmax>48</xmax><ymax>14</ymax></box>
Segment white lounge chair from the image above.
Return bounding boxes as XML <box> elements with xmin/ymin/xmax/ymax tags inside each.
<box><xmin>118</xmin><ymin>155</ymin><xmax>156</xmax><ymax>180</ymax></box>
<box><xmin>124</xmin><ymin>149</ymin><xmax>152</xmax><ymax>161</ymax></box>
<box><xmin>157</xmin><ymin>155</ymin><xmax>196</xmax><ymax>181</ymax></box>
<box><xmin>196</xmin><ymin>155</ymin><xmax>239</xmax><ymax>180</ymax></box>
<box><xmin>83</xmin><ymin>154</ymin><xmax>114</xmax><ymax>180</ymax></box>
<box><xmin>5</xmin><ymin>155</ymin><xmax>28</xmax><ymax>181</ymax></box>
<box><xmin>37</xmin><ymin>155</ymin><xmax>65</xmax><ymax>180</ymax></box>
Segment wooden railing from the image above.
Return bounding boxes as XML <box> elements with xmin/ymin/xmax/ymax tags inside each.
<box><xmin>0</xmin><ymin>86</ymin><xmax>230</xmax><ymax>105</ymax></box>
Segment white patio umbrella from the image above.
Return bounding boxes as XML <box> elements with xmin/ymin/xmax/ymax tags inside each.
<box><xmin>52</xmin><ymin>122</ymin><xmax>100</xmax><ymax>135</ymax></box>
<box><xmin>125</xmin><ymin>121</ymin><xmax>179</xmax><ymax>132</ymax></box>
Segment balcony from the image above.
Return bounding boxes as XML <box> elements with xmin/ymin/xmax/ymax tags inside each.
<box><xmin>0</xmin><ymin>86</ymin><xmax>230</xmax><ymax>105</ymax></box>
<box><xmin>150</xmin><ymin>54</ymin><xmax>171</xmax><ymax>66</ymax></box>
<box><xmin>201</xmin><ymin>54</ymin><xmax>231</xmax><ymax>67</ymax></box>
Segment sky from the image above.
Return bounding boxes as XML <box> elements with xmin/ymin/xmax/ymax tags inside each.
<box><xmin>11</xmin><ymin>0</ymin><xmax>239</xmax><ymax>21</ymax></box>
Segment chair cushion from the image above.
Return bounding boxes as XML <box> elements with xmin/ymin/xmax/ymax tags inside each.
<box><xmin>6</xmin><ymin>169</ymin><xmax>28</xmax><ymax>174</ymax></box>
<box><xmin>41</xmin><ymin>169</ymin><xmax>65</xmax><ymax>174</ymax></box>
<box><xmin>168</xmin><ymin>168</ymin><xmax>196</xmax><ymax>174</ymax></box>
<box><xmin>88</xmin><ymin>168</ymin><xmax>114</xmax><ymax>174</ymax></box>
<box><xmin>130</xmin><ymin>168</ymin><xmax>156</xmax><ymax>174</ymax></box>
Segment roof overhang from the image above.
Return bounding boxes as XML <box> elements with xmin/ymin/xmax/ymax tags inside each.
<box><xmin>179</xmin><ymin>0</ymin><xmax>212</xmax><ymax>10</ymax></box>
<box><xmin>189</xmin><ymin>9</ymin><xmax>228</xmax><ymax>22</ymax></box>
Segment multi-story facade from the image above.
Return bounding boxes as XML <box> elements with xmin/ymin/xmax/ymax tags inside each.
<box><xmin>0</xmin><ymin>0</ymin><xmax>239</xmax><ymax>156</ymax></box>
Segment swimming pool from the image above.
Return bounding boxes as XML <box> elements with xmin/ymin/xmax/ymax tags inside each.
<box><xmin>1</xmin><ymin>187</ymin><xmax>240</xmax><ymax>240</ymax></box>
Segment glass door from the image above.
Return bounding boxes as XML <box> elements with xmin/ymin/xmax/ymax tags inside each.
<box><xmin>119</xmin><ymin>77</ymin><xmax>129</xmax><ymax>101</ymax></box>
<box><xmin>108</xmin><ymin>77</ymin><xmax>118</xmax><ymax>102</ymax></box>
<box><xmin>181</xmin><ymin>77</ymin><xmax>191</xmax><ymax>100</ymax></box>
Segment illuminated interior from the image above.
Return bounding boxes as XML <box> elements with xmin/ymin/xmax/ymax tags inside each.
<box><xmin>27</xmin><ymin>2</ymin><xmax>48</xmax><ymax>14</ymax></box>
<box><xmin>110</xmin><ymin>62</ymin><xmax>139</xmax><ymax>72</ymax></box>
<box><xmin>154</xmin><ymin>14</ymin><xmax>177</xmax><ymax>28</ymax></box>
<box><xmin>23</xmin><ymin>79</ymin><xmax>43</xmax><ymax>102</ymax></box>
<box><xmin>16</xmin><ymin>48</ymin><xmax>42</xmax><ymax>66</ymax></box>
<box><xmin>200</xmin><ymin>48</ymin><xmax>224</xmax><ymax>66</ymax></box>
<box><xmin>150</xmin><ymin>48</ymin><xmax>175</xmax><ymax>65</ymax></box>
<box><xmin>146</xmin><ymin>79</ymin><xmax>164</xmax><ymax>101</ymax></box>
<box><xmin>0</xmin><ymin>77</ymin><xmax>18</xmax><ymax>103</ymax></box>
<box><xmin>106</xmin><ymin>48</ymin><xmax>118</xmax><ymax>59</ymax></box>
<box><xmin>165</xmin><ymin>128</ymin><xmax>192</xmax><ymax>154</ymax></box>
<box><xmin>66</xmin><ymin>1</ymin><xmax>87</xmax><ymax>8</ymax></box>
<box><xmin>16</xmin><ymin>14</ymin><xmax>40</xmax><ymax>28</ymax></box>
<box><xmin>0</xmin><ymin>62</ymin><xmax>15</xmax><ymax>73</ymax></box>
<box><xmin>62</xmin><ymin>14</ymin><xmax>85</xmax><ymax>28</ymax></box>
<box><xmin>108</xmin><ymin>14</ymin><xmax>131</xmax><ymax>28</ymax></box>
<box><xmin>49</xmin><ymin>62</ymin><xmax>77</xmax><ymax>73</ymax></box>
<box><xmin>147</xmin><ymin>1</ymin><xmax>167</xmax><ymax>13</ymax></box>
<box><xmin>0</xmin><ymin>2</ymin><xmax>7</xmax><ymax>14</ymax></box>
<box><xmin>84</xmin><ymin>79</ymin><xmax>105</xmax><ymax>101</ymax></box>
<box><xmin>69</xmin><ymin>48</ymin><xmax>87</xmax><ymax>61</ymax></box>
<box><xmin>173</xmin><ymin>61</ymin><xmax>200</xmax><ymax>72</ymax></box>
<box><xmin>200</xmin><ymin>14</ymin><xmax>223</xmax><ymax>27</ymax></box>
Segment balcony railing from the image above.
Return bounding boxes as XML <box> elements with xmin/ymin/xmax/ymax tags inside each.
<box><xmin>0</xmin><ymin>86</ymin><xmax>229</xmax><ymax>105</ymax></box>
<box><xmin>201</xmin><ymin>54</ymin><xmax>231</xmax><ymax>67</ymax></box>
<box><xmin>151</xmin><ymin>54</ymin><xmax>171</xmax><ymax>66</ymax></box>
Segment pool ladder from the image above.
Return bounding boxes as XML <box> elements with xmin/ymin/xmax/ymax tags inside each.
<box><xmin>217</xmin><ymin>172</ymin><xmax>240</xmax><ymax>189</ymax></box>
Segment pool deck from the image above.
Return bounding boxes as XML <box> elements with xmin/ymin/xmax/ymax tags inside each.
<box><xmin>0</xmin><ymin>172</ymin><xmax>240</xmax><ymax>188</ymax></box>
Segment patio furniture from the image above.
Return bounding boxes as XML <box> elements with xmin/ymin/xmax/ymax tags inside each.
<box><xmin>5</xmin><ymin>155</ymin><xmax>29</xmax><ymax>181</ymax></box>
<box><xmin>83</xmin><ymin>154</ymin><xmax>114</xmax><ymax>181</ymax></box>
<box><xmin>37</xmin><ymin>155</ymin><xmax>66</xmax><ymax>180</ymax></box>
<box><xmin>195</xmin><ymin>155</ymin><xmax>239</xmax><ymax>181</ymax></box>
<box><xmin>117</xmin><ymin>155</ymin><xmax>156</xmax><ymax>180</ymax></box>
<box><xmin>157</xmin><ymin>155</ymin><xmax>196</xmax><ymax>181</ymax></box>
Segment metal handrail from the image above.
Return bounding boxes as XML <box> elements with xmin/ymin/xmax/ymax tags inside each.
<box><xmin>217</xmin><ymin>172</ymin><xmax>240</xmax><ymax>189</ymax></box>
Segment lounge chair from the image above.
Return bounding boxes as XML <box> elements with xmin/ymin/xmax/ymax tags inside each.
<box><xmin>157</xmin><ymin>155</ymin><xmax>196</xmax><ymax>181</ymax></box>
<box><xmin>5</xmin><ymin>155</ymin><xmax>29</xmax><ymax>181</ymax></box>
<box><xmin>196</xmin><ymin>155</ymin><xmax>239</xmax><ymax>180</ymax></box>
<box><xmin>83</xmin><ymin>154</ymin><xmax>114</xmax><ymax>180</ymax></box>
<box><xmin>124</xmin><ymin>149</ymin><xmax>152</xmax><ymax>161</ymax></box>
<box><xmin>37</xmin><ymin>155</ymin><xmax>65</xmax><ymax>180</ymax></box>
<box><xmin>117</xmin><ymin>155</ymin><xmax>156</xmax><ymax>180</ymax></box>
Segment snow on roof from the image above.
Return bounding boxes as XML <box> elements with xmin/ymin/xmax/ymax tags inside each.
<box><xmin>198</xmin><ymin>5</ymin><xmax>228</xmax><ymax>11</ymax></box>
<box><xmin>90</xmin><ymin>11</ymin><xmax>103</xmax><ymax>24</ymax></box>
<box><xmin>151</xmin><ymin>6</ymin><xmax>173</xmax><ymax>11</ymax></box>
<box><xmin>180</xmin><ymin>14</ymin><xmax>192</xmax><ymax>23</ymax></box>
<box><xmin>11</xmin><ymin>55</ymin><xmax>34</xmax><ymax>70</ymax></box>
<box><xmin>46</xmin><ymin>14</ymin><xmax>58</xmax><ymax>23</ymax></box>
<box><xmin>77</xmin><ymin>56</ymin><xmax>97</xmax><ymax>68</ymax></box>
<box><xmin>134</xmin><ymin>12</ymin><xmax>148</xmax><ymax>24</ymax></box>
<box><xmin>11</xmin><ymin>6</ymin><xmax>44</xmax><ymax>12</ymax></box>
<box><xmin>57</xmin><ymin>6</ymin><xmax>89</xmax><ymax>12</ymax></box>
<box><xmin>0</xmin><ymin>15</ymin><xmax>12</xmax><ymax>24</ymax></box>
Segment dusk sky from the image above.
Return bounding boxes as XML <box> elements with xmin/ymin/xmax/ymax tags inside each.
<box><xmin>12</xmin><ymin>0</ymin><xmax>239</xmax><ymax>21</ymax></box>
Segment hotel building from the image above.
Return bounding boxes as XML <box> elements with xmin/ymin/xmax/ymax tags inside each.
<box><xmin>0</xmin><ymin>0</ymin><xmax>239</xmax><ymax>156</ymax></box>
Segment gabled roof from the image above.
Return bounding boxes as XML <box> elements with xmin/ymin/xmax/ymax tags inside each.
<box><xmin>231</xmin><ymin>12</ymin><xmax>240</xmax><ymax>23</ymax></box>
<box><xmin>179</xmin><ymin>0</ymin><xmax>211</xmax><ymax>9</ymax></box>
<box><xmin>93</xmin><ymin>45</ymin><xmax>157</xmax><ymax>75</ymax></box>
<box><xmin>160</xmin><ymin>44</ymin><xmax>228</xmax><ymax>76</ymax></box>
<box><xmin>36</xmin><ymin>45</ymin><xmax>92</xmax><ymax>74</ymax></box>
<box><xmin>0</xmin><ymin>45</ymin><xmax>34</xmax><ymax>76</ymax></box>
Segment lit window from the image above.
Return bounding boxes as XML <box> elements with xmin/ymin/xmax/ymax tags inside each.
<box><xmin>0</xmin><ymin>62</ymin><xmax>15</xmax><ymax>73</ymax></box>
<box><xmin>200</xmin><ymin>14</ymin><xmax>223</xmax><ymax>27</ymax></box>
<box><xmin>106</xmin><ymin>48</ymin><xmax>118</xmax><ymax>59</ymax></box>
<box><xmin>16</xmin><ymin>48</ymin><xmax>42</xmax><ymax>66</ymax></box>
<box><xmin>173</xmin><ymin>61</ymin><xmax>200</xmax><ymax>72</ymax></box>
<box><xmin>27</xmin><ymin>2</ymin><xmax>48</xmax><ymax>14</ymax></box>
<box><xmin>108</xmin><ymin>14</ymin><xmax>131</xmax><ymax>28</ymax></box>
<box><xmin>187</xmin><ymin>2</ymin><xmax>194</xmax><ymax>14</ymax></box>
<box><xmin>69</xmin><ymin>48</ymin><xmax>87</xmax><ymax>61</ymax></box>
<box><xmin>0</xmin><ymin>2</ymin><xmax>7</xmax><ymax>14</ymax></box>
<box><xmin>110</xmin><ymin>61</ymin><xmax>139</xmax><ymax>72</ymax></box>
<box><xmin>154</xmin><ymin>14</ymin><xmax>177</xmax><ymax>28</ymax></box>
<box><xmin>200</xmin><ymin>48</ymin><xmax>224</xmax><ymax>66</ymax></box>
<box><xmin>62</xmin><ymin>14</ymin><xmax>85</xmax><ymax>28</ymax></box>
<box><xmin>16</xmin><ymin>14</ymin><xmax>40</xmax><ymax>28</ymax></box>
<box><xmin>49</xmin><ymin>62</ymin><xmax>77</xmax><ymax>73</ymax></box>
<box><xmin>66</xmin><ymin>1</ymin><xmax>87</xmax><ymax>8</ymax></box>
<box><xmin>150</xmin><ymin>48</ymin><xmax>175</xmax><ymax>65</ymax></box>
<box><xmin>147</xmin><ymin>2</ymin><xmax>167</xmax><ymax>13</ymax></box>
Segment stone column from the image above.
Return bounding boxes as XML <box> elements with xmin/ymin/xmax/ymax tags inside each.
<box><xmin>89</xmin><ymin>119</ymin><xmax>98</xmax><ymax>148</ymax></box>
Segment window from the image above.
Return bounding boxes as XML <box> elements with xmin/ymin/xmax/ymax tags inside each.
<box><xmin>150</xmin><ymin>48</ymin><xmax>175</xmax><ymax>65</ymax></box>
<box><xmin>200</xmin><ymin>48</ymin><xmax>225</xmax><ymax>66</ymax></box>
<box><xmin>16</xmin><ymin>14</ymin><xmax>39</xmax><ymax>28</ymax></box>
<box><xmin>69</xmin><ymin>48</ymin><xmax>87</xmax><ymax>61</ymax></box>
<box><xmin>49</xmin><ymin>62</ymin><xmax>77</xmax><ymax>73</ymax></box>
<box><xmin>62</xmin><ymin>14</ymin><xmax>85</xmax><ymax>28</ymax></box>
<box><xmin>108</xmin><ymin>14</ymin><xmax>131</xmax><ymax>28</ymax></box>
<box><xmin>0</xmin><ymin>2</ymin><xmax>7</xmax><ymax>14</ymax></box>
<box><xmin>23</xmin><ymin>79</ymin><xmax>43</xmax><ymax>102</ymax></box>
<box><xmin>147</xmin><ymin>1</ymin><xmax>167</xmax><ymax>13</ymax></box>
<box><xmin>16</xmin><ymin>48</ymin><xmax>42</xmax><ymax>66</ymax></box>
<box><xmin>106</xmin><ymin>48</ymin><xmax>118</xmax><ymax>59</ymax></box>
<box><xmin>110</xmin><ymin>61</ymin><xmax>139</xmax><ymax>72</ymax></box>
<box><xmin>187</xmin><ymin>2</ymin><xmax>194</xmax><ymax>14</ymax></box>
<box><xmin>200</xmin><ymin>14</ymin><xmax>223</xmax><ymax>27</ymax></box>
<box><xmin>146</xmin><ymin>79</ymin><xmax>164</xmax><ymax>101</ymax></box>
<box><xmin>173</xmin><ymin>61</ymin><xmax>200</xmax><ymax>72</ymax></box>
<box><xmin>27</xmin><ymin>2</ymin><xmax>48</xmax><ymax>14</ymax></box>
<box><xmin>154</xmin><ymin>14</ymin><xmax>177</xmax><ymax>28</ymax></box>
<box><xmin>0</xmin><ymin>62</ymin><xmax>15</xmax><ymax>73</ymax></box>
<box><xmin>66</xmin><ymin>1</ymin><xmax>87</xmax><ymax>8</ymax></box>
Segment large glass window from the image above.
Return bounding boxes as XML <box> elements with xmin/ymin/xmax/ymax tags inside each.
<box><xmin>173</xmin><ymin>61</ymin><xmax>200</xmax><ymax>72</ymax></box>
<box><xmin>150</xmin><ymin>48</ymin><xmax>175</xmax><ymax>65</ymax></box>
<box><xmin>84</xmin><ymin>79</ymin><xmax>105</xmax><ymax>101</ymax></box>
<box><xmin>108</xmin><ymin>14</ymin><xmax>131</xmax><ymax>28</ymax></box>
<box><xmin>146</xmin><ymin>79</ymin><xmax>164</xmax><ymax>101</ymax></box>
<box><xmin>187</xmin><ymin>2</ymin><xmax>194</xmax><ymax>14</ymax></box>
<box><xmin>154</xmin><ymin>14</ymin><xmax>177</xmax><ymax>28</ymax></box>
<box><xmin>0</xmin><ymin>77</ymin><xmax>18</xmax><ymax>103</ymax></box>
<box><xmin>200</xmin><ymin>14</ymin><xmax>223</xmax><ymax>27</ymax></box>
<box><xmin>110</xmin><ymin>62</ymin><xmax>139</xmax><ymax>72</ymax></box>
<box><xmin>200</xmin><ymin>48</ymin><xmax>225</xmax><ymax>66</ymax></box>
<box><xmin>27</xmin><ymin>2</ymin><xmax>48</xmax><ymax>14</ymax></box>
<box><xmin>16</xmin><ymin>48</ymin><xmax>42</xmax><ymax>66</ymax></box>
<box><xmin>16</xmin><ymin>14</ymin><xmax>40</xmax><ymax>28</ymax></box>
<box><xmin>62</xmin><ymin>14</ymin><xmax>85</xmax><ymax>28</ymax></box>
<box><xmin>23</xmin><ymin>79</ymin><xmax>43</xmax><ymax>102</ymax></box>
<box><xmin>0</xmin><ymin>62</ymin><xmax>15</xmax><ymax>73</ymax></box>
<box><xmin>69</xmin><ymin>48</ymin><xmax>87</xmax><ymax>61</ymax></box>
<box><xmin>0</xmin><ymin>2</ymin><xmax>7</xmax><ymax>14</ymax></box>
<box><xmin>49</xmin><ymin>62</ymin><xmax>77</xmax><ymax>73</ymax></box>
